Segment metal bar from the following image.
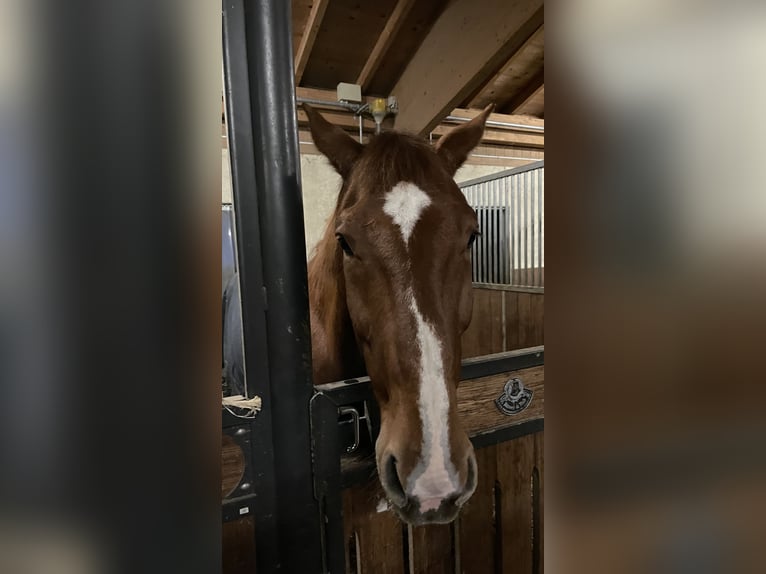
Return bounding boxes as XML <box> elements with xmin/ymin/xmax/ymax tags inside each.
<box><xmin>495</xmin><ymin>181</ymin><xmax>500</xmax><ymax>284</ymax></box>
<box><xmin>458</xmin><ymin>160</ymin><xmax>545</xmax><ymax>188</ymax></box>
<box><xmin>482</xmin><ymin>183</ymin><xmax>489</xmax><ymax>283</ymax></box>
<box><xmin>531</xmin><ymin>170</ymin><xmax>536</xmax><ymax>288</ymax></box>
<box><xmin>235</xmin><ymin>0</ymin><xmax>322</xmax><ymax>570</ymax></box>
<box><xmin>524</xmin><ymin>170</ymin><xmax>529</xmax><ymax>287</ymax></box>
<box><xmin>539</xmin><ymin>168</ymin><xmax>544</xmax><ymax>287</ymax></box>
<box><xmin>537</xmin><ymin>169</ymin><xmax>542</xmax><ymax>287</ymax></box>
<box><xmin>444</xmin><ymin>115</ymin><xmax>545</xmax><ymax>132</ymax></box>
<box><xmin>222</xmin><ymin>0</ymin><xmax>281</xmax><ymax>567</ymax></box>
<box><xmin>310</xmin><ymin>393</ymin><xmax>347</xmax><ymax>574</ymax></box>
<box><xmin>503</xmin><ymin>176</ymin><xmax>509</xmax><ymax>283</ymax></box>
<box><xmin>511</xmin><ymin>176</ymin><xmax>521</xmax><ymax>285</ymax></box>
<box><xmin>295</xmin><ymin>96</ymin><xmax>360</xmax><ymax>112</ymax></box>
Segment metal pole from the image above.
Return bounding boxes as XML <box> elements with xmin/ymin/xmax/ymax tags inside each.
<box><xmin>226</xmin><ymin>0</ymin><xmax>322</xmax><ymax>571</ymax></box>
<box><xmin>444</xmin><ymin>114</ymin><xmax>545</xmax><ymax>132</ymax></box>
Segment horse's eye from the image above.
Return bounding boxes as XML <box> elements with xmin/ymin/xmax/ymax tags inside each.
<box><xmin>467</xmin><ymin>231</ymin><xmax>480</xmax><ymax>249</ymax></box>
<box><xmin>336</xmin><ymin>234</ymin><xmax>354</xmax><ymax>257</ymax></box>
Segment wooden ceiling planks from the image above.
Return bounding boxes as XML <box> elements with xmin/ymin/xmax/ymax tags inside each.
<box><xmin>391</xmin><ymin>0</ymin><xmax>544</xmax><ymax>135</ymax></box>
<box><xmin>355</xmin><ymin>0</ymin><xmax>417</xmax><ymax>91</ymax></box>
<box><xmin>289</xmin><ymin>0</ymin><xmax>544</xmax><ymax>131</ymax></box>
<box><xmin>515</xmin><ymin>84</ymin><xmax>545</xmax><ymax>117</ymax></box>
<box><xmin>291</xmin><ymin>0</ymin><xmax>315</xmax><ymax>59</ymax></box>
<box><xmin>300</xmin><ymin>0</ymin><xmax>399</xmax><ymax>89</ymax></box>
<box><xmin>468</xmin><ymin>25</ymin><xmax>544</xmax><ymax>112</ymax></box>
<box><xmin>364</xmin><ymin>0</ymin><xmax>451</xmax><ymax>97</ymax></box>
<box><xmin>294</xmin><ymin>0</ymin><xmax>330</xmax><ymax>84</ymax></box>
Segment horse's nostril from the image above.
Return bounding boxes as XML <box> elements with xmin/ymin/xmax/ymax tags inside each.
<box><xmin>383</xmin><ymin>455</ymin><xmax>406</xmax><ymax>507</ymax></box>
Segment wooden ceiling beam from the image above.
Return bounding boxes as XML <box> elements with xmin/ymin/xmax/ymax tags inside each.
<box><xmin>356</xmin><ymin>0</ymin><xmax>416</xmax><ymax>91</ymax></box>
<box><xmin>468</xmin><ymin>25</ymin><xmax>544</xmax><ymax>110</ymax></box>
<box><xmin>293</xmin><ymin>0</ymin><xmax>329</xmax><ymax>85</ymax></box>
<box><xmin>448</xmin><ymin>107</ymin><xmax>544</xmax><ymax>130</ymax></box>
<box><xmin>502</xmin><ymin>68</ymin><xmax>544</xmax><ymax>114</ymax></box>
<box><xmin>294</xmin><ymin>87</ymin><xmax>544</xmax><ymax>148</ymax></box>
<box><xmin>391</xmin><ymin>0</ymin><xmax>543</xmax><ymax>136</ymax></box>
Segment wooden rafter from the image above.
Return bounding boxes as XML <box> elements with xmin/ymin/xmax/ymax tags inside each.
<box><xmin>391</xmin><ymin>0</ymin><xmax>543</xmax><ymax>136</ymax></box>
<box><xmin>469</xmin><ymin>25</ymin><xmax>544</xmax><ymax>111</ymax></box>
<box><xmin>356</xmin><ymin>0</ymin><xmax>416</xmax><ymax>90</ymax></box>
<box><xmin>502</xmin><ymin>68</ymin><xmax>544</xmax><ymax>114</ymax></box>
<box><xmin>294</xmin><ymin>87</ymin><xmax>543</xmax><ymax>148</ymax></box>
<box><xmin>294</xmin><ymin>0</ymin><xmax>329</xmax><ymax>85</ymax></box>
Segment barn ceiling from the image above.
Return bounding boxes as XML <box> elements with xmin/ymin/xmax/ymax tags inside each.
<box><xmin>291</xmin><ymin>0</ymin><xmax>544</xmax><ymax>137</ymax></box>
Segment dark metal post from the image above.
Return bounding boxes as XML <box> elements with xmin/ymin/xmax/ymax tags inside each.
<box><xmin>223</xmin><ymin>0</ymin><xmax>322</xmax><ymax>571</ymax></box>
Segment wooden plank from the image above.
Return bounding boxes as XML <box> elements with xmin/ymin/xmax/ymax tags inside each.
<box><xmin>515</xmin><ymin>292</ymin><xmax>544</xmax><ymax>349</ymax></box>
<box><xmin>534</xmin><ymin>431</ymin><xmax>544</xmax><ymax>574</ymax></box>
<box><xmin>222</xmin><ymin>517</ymin><xmax>256</xmax><ymax>574</ymax></box>
<box><xmin>344</xmin><ymin>479</ymin><xmax>407</xmax><ymax>573</ymax></box>
<box><xmin>469</xmin><ymin>26</ymin><xmax>545</xmax><ymax>111</ymax></box>
<box><xmin>495</xmin><ymin>433</ymin><xmax>535</xmax><ymax>573</ymax></box>
<box><xmin>457</xmin><ymin>366</ymin><xmax>544</xmax><ymax>436</ymax></box>
<box><xmin>222</xmin><ymin>434</ymin><xmax>245</xmax><ymax>499</ymax></box>
<box><xmin>408</xmin><ymin>523</ymin><xmax>454</xmax><ymax>573</ymax></box>
<box><xmin>448</xmin><ymin>107</ymin><xmax>544</xmax><ymax>129</ymax></box>
<box><xmin>294</xmin><ymin>0</ymin><xmax>329</xmax><ymax>85</ymax></box>
<box><xmin>295</xmin><ymin>87</ymin><xmax>544</xmax><ymax>148</ymax></box>
<box><xmin>504</xmin><ymin>291</ymin><xmax>520</xmax><ymax>351</ymax></box>
<box><xmin>461</xmin><ymin>288</ymin><xmax>504</xmax><ymax>358</ymax></box>
<box><xmin>516</xmin><ymin>85</ymin><xmax>544</xmax><ymax>118</ymax></box>
<box><xmin>431</xmin><ymin>124</ymin><xmax>544</xmax><ymax>149</ymax></box>
<box><xmin>456</xmin><ymin>445</ymin><xmax>498</xmax><ymax>574</ymax></box>
<box><xmin>356</xmin><ymin>0</ymin><xmax>416</xmax><ymax>90</ymax></box>
<box><xmin>291</xmin><ymin>0</ymin><xmax>315</xmax><ymax>58</ymax></box>
<box><xmin>502</xmin><ymin>69</ymin><xmax>545</xmax><ymax>115</ymax></box>
<box><xmin>392</xmin><ymin>0</ymin><xmax>544</xmax><ymax>135</ymax></box>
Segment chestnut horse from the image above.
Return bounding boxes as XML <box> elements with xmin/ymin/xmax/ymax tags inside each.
<box><xmin>305</xmin><ymin>104</ymin><xmax>492</xmax><ymax>525</ymax></box>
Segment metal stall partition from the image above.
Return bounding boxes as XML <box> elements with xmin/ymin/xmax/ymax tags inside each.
<box><xmin>461</xmin><ymin>161</ymin><xmax>545</xmax><ymax>288</ymax></box>
<box><xmin>222</xmin><ymin>0</ymin><xmax>322</xmax><ymax>572</ymax></box>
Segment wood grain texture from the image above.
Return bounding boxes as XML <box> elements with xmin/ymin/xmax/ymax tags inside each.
<box><xmin>534</xmin><ymin>431</ymin><xmax>544</xmax><ymax>573</ymax></box>
<box><xmin>392</xmin><ymin>0</ymin><xmax>544</xmax><ymax>135</ymax></box>
<box><xmin>496</xmin><ymin>433</ymin><xmax>535</xmax><ymax>573</ymax></box>
<box><xmin>462</xmin><ymin>288</ymin><xmax>543</xmax><ymax>358</ymax></box>
<box><xmin>457</xmin><ymin>366</ymin><xmax>544</xmax><ymax>436</ymax></box>
<box><xmin>356</xmin><ymin>0</ymin><xmax>417</xmax><ymax>90</ymax></box>
<box><xmin>470</xmin><ymin>26</ymin><xmax>545</xmax><ymax>111</ymax></box>
<box><xmin>408</xmin><ymin>523</ymin><xmax>454</xmax><ymax>573</ymax></box>
<box><xmin>222</xmin><ymin>434</ymin><xmax>245</xmax><ymax>499</ymax></box>
<box><xmin>344</xmin><ymin>480</ymin><xmax>407</xmax><ymax>573</ymax></box>
<box><xmin>223</xmin><ymin>517</ymin><xmax>256</xmax><ymax>574</ymax></box>
<box><xmin>294</xmin><ymin>0</ymin><xmax>330</xmax><ymax>84</ymax></box>
<box><xmin>461</xmin><ymin>289</ymin><xmax>505</xmax><ymax>359</ymax></box>
<box><xmin>456</xmin><ymin>445</ymin><xmax>498</xmax><ymax>573</ymax></box>
<box><xmin>301</xmin><ymin>0</ymin><xmax>399</xmax><ymax>89</ymax></box>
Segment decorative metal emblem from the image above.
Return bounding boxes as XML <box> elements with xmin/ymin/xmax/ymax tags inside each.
<box><xmin>495</xmin><ymin>377</ymin><xmax>533</xmax><ymax>416</ymax></box>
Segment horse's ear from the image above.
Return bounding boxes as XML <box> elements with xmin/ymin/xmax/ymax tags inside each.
<box><xmin>303</xmin><ymin>103</ymin><xmax>363</xmax><ymax>179</ymax></box>
<box><xmin>435</xmin><ymin>104</ymin><xmax>494</xmax><ymax>175</ymax></box>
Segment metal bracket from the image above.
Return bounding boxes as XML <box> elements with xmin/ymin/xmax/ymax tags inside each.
<box><xmin>338</xmin><ymin>406</ymin><xmax>361</xmax><ymax>453</ymax></box>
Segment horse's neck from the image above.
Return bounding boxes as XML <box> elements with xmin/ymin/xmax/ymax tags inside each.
<box><xmin>308</xmin><ymin>234</ymin><xmax>365</xmax><ymax>384</ymax></box>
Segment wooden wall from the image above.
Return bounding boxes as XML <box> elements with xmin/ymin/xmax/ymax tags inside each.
<box><xmin>462</xmin><ymin>286</ymin><xmax>544</xmax><ymax>359</ymax></box>
<box><xmin>341</xmin><ymin>431</ymin><xmax>544</xmax><ymax>573</ymax></box>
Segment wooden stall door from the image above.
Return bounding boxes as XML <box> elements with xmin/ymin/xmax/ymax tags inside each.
<box><xmin>461</xmin><ymin>287</ymin><xmax>544</xmax><ymax>359</ymax></box>
<box><xmin>342</xmin><ymin>430</ymin><xmax>544</xmax><ymax>574</ymax></box>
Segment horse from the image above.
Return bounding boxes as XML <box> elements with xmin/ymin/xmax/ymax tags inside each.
<box><xmin>304</xmin><ymin>103</ymin><xmax>492</xmax><ymax>524</ymax></box>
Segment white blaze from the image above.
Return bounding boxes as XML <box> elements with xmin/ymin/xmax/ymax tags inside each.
<box><xmin>408</xmin><ymin>294</ymin><xmax>459</xmax><ymax>511</ymax></box>
<box><xmin>382</xmin><ymin>181</ymin><xmax>432</xmax><ymax>244</ymax></box>
<box><xmin>382</xmin><ymin>181</ymin><xmax>458</xmax><ymax>513</ymax></box>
